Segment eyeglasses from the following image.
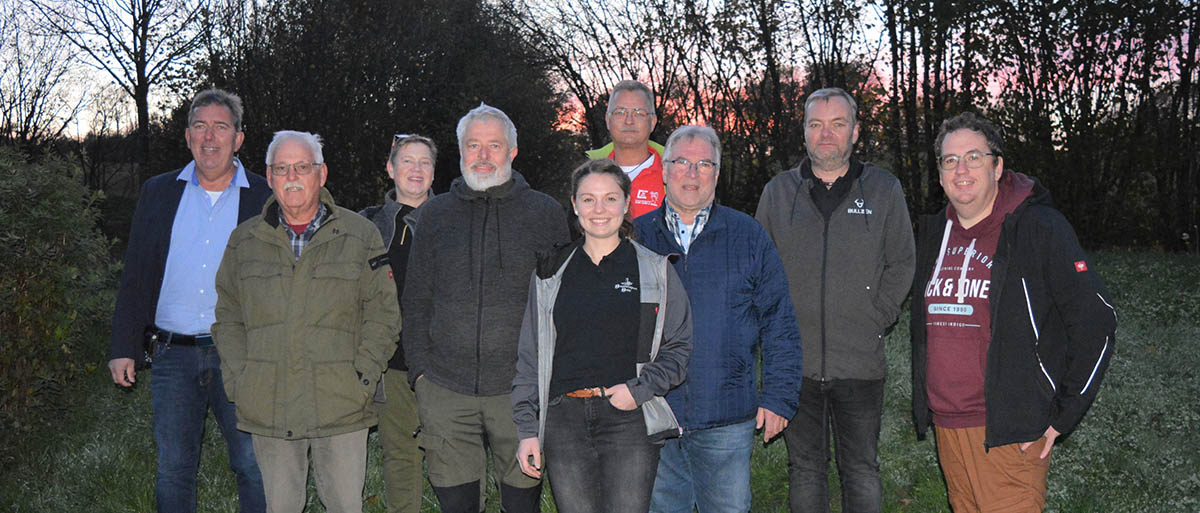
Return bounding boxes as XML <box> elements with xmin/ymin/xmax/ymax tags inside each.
<box><xmin>269</xmin><ymin>161</ymin><xmax>321</xmax><ymax>176</ymax></box>
<box><xmin>393</xmin><ymin>133</ymin><xmax>411</xmax><ymax>145</ymax></box>
<box><xmin>667</xmin><ymin>158</ymin><xmax>718</xmax><ymax>176</ymax></box>
<box><xmin>939</xmin><ymin>150</ymin><xmax>997</xmax><ymax>171</ymax></box>
<box><xmin>610</xmin><ymin>107</ymin><xmax>652</xmax><ymax>120</ymax></box>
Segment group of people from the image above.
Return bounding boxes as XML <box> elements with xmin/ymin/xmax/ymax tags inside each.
<box><xmin>107</xmin><ymin>81</ymin><xmax>1116</xmax><ymax>513</ymax></box>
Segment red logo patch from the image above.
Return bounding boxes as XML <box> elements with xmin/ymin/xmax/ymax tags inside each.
<box><xmin>388</xmin><ymin>269</ymin><xmax>394</xmax><ymax>280</ymax></box>
<box><xmin>1074</xmin><ymin>261</ymin><xmax>1088</xmax><ymax>272</ymax></box>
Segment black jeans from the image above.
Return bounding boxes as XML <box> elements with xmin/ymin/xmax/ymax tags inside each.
<box><xmin>543</xmin><ymin>395</ymin><xmax>660</xmax><ymax>513</ymax></box>
<box><xmin>783</xmin><ymin>377</ymin><xmax>885</xmax><ymax>513</ymax></box>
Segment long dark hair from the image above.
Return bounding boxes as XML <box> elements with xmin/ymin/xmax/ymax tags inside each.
<box><xmin>569</xmin><ymin>159</ymin><xmax>636</xmax><ymax>241</ymax></box>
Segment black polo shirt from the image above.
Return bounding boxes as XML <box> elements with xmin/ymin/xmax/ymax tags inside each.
<box><xmin>802</xmin><ymin>158</ymin><xmax>864</xmax><ymax>219</ymax></box>
<box><xmin>549</xmin><ymin>239</ymin><xmax>641</xmax><ymax>398</ymax></box>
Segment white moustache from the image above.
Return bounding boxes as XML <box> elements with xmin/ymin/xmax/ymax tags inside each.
<box><xmin>284</xmin><ymin>181</ymin><xmax>305</xmax><ymax>192</ymax></box>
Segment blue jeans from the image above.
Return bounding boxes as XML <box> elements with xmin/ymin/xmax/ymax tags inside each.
<box><xmin>150</xmin><ymin>343</ymin><xmax>265</xmax><ymax>513</ymax></box>
<box><xmin>649</xmin><ymin>419</ymin><xmax>754</xmax><ymax>513</ymax></box>
<box><xmin>783</xmin><ymin>377</ymin><xmax>884</xmax><ymax>513</ymax></box>
<box><xmin>543</xmin><ymin>395</ymin><xmax>660</xmax><ymax>513</ymax></box>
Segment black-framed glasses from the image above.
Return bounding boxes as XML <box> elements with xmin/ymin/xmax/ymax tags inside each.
<box><xmin>269</xmin><ymin>161</ymin><xmax>321</xmax><ymax>176</ymax></box>
<box><xmin>667</xmin><ymin>158</ymin><xmax>718</xmax><ymax>176</ymax></box>
<box><xmin>939</xmin><ymin>150</ymin><xmax>997</xmax><ymax>171</ymax></box>
<box><xmin>610</xmin><ymin>107</ymin><xmax>652</xmax><ymax>120</ymax></box>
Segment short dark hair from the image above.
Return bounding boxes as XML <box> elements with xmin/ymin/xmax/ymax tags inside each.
<box><xmin>189</xmin><ymin>89</ymin><xmax>244</xmax><ymax>131</ymax></box>
<box><xmin>389</xmin><ymin>134</ymin><xmax>438</xmax><ymax>165</ymax></box>
<box><xmin>570</xmin><ymin>159</ymin><xmax>636</xmax><ymax>240</ymax></box>
<box><xmin>935</xmin><ymin>112</ymin><xmax>1005</xmax><ymax>157</ymax></box>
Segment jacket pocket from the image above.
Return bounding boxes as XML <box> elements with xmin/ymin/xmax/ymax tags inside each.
<box><xmin>236</xmin><ymin>359</ymin><xmax>278</xmax><ymax>429</ymax></box>
<box><xmin>241</xmin><ymin>262</ymin><xmax>286</xmax><ymax>326</ymax></box>
<box><xmin>313</xmin><ymin>338</ymin><xmax>368</xmax><ymax>429</ymax></box>
<box><xmin>310</xmin><ymin>262</ymin><xmax>360</xmax><ymax>329</ymax></box>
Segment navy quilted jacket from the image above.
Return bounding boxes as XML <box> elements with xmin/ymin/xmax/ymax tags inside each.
<box><xmin>635</xmin><ymin>204</ymin><xmax>803</xmax><ymax>429</ymax></box>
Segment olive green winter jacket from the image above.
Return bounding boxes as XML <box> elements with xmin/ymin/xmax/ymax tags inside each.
<box><xmin>213</xmin><ymin>188</ymin><xmax>400</xmax><ymax>439</ymax></box>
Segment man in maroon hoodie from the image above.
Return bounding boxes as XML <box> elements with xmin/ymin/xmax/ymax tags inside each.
<box><xmin>910</xmin><ymin>113</ymin><xmax>1117</xmax><ymax>512</ymax></box>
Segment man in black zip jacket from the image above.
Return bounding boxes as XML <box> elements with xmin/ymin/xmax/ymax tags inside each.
<box><xmin>756</xmin><ymin>87</ymin><xmax>915</xmax><ymax>513</ymax></box>
<box><xmin>401</xmin><ymin>104</ymin><xmax>569</xmax><ymax>513</ymax></box>
<box><xmin>912</xmin><ymin>112</ymin><xmax>1116</xmax><ymax>512</ymax></box>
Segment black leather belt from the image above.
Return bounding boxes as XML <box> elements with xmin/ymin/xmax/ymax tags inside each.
<box><xmin>153</xmin><ymin>328</ymin><xmax>214</xmax><ymax>347</ymax></box>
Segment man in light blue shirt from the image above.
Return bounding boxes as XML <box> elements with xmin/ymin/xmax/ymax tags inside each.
<box><xmin>108</xmin><ymin>89</ymin><xmax>273</xmax><ymax>513</ymax></box>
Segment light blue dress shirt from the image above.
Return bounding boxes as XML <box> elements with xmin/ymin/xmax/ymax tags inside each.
<box><xmin>154</xmin><ymin>159</ymin><xmax>249</xmax><ymax>335</ymax></box>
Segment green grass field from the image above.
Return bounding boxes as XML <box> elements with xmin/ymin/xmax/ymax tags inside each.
<box><xmin>2</xmin><ymin>251</ymin><xmax>1197</xmax><ymax>512</ymax></box>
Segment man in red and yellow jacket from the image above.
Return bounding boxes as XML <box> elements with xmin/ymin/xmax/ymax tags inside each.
<box><xmin>586</xmin><ymin>80</ymin><xmax>665</xmax><ymax>218</ymax></box>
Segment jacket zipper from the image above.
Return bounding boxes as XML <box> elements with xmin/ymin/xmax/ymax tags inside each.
<box><xmin>474</xmin><ymin>201</ymin><xmax>491</xmax><ymax>395</ymax></box>
<box><xmin>819</xmin><ymin>215</ymin><xmax>830</xmax><ymax>380</ymax></box>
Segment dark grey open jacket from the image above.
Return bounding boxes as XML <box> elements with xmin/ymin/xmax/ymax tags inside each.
<box><xmin>512</xmin><ymin>240</ymin><xmax>693</xmax><ymax>445</ymax></box>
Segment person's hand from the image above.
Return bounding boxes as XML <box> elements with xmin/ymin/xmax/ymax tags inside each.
<box><xmin>756</xmin><ymin>407</ymin><xmax>789</xmax><ymax>442</ymax></box>
<box><xmin>109</xmin><ymin>358</ymin><xmax>136</xmax><ymax>387</ymax></box>
<box><xmin>606</xmin><ymin>384</ymin><xmax>637</xmax><ymax>411</ymax></box>
<box><xmin>517</xmin><ymin>437</ymin><xmax>542</xmax><ymax>478</ymax></box>
<box><xmin>1019</xmin><ymin>425</ymin><xmax>1060</xmax><ymax>459</ymax></box>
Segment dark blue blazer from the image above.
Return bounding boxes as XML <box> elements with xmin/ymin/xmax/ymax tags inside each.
<box><xmin>108</xmin><ymin>168</ymin><xmax>273</xmax><ymax>360</ymax></box>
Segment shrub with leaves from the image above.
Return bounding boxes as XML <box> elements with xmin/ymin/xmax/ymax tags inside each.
<box><xmin>0</xmin><ymin>147</ymin><xmax>117</xmax><ymax>444</ymax></box>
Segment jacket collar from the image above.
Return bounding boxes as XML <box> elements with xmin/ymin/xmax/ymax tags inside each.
<box><xmin>262</xmin><ymin>187</ymin><xmax>339</xmax><ymax>229</ymax></box>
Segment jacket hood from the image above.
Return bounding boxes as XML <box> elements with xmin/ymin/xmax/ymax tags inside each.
<box><xmin>450</xmin><ymin>170</ymin><xmax>532</xmax><ymax>202</ymax></box>
<box><xmin>945</xmin><ymin>170</ymin><xmax>1040</xmax><ymax>234</ymax></box>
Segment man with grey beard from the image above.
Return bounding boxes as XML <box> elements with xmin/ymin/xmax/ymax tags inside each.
<box><xmin>402</xmin><ymin>104</ymin><xmax>570</xmax><ymax>513</ymax></box>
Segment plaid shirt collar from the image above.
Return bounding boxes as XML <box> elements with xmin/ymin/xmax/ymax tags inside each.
<box><xmin>664</xmin><ymin>202</ymin><xmax>712</xmax><ymax>253</ymax></box>
<box><xmin>280</xmin><ymin>202</ymin><xmax>330</xmax><ymax>260</ymax></box>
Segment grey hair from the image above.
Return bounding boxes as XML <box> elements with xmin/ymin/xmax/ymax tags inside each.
<box><xmin>456</xmin><ymin>103</ymin><xmax>518</xmax><ymax>151</ymax></box>
<box><xmin>189</xmin><ymin>89</ymin><xmax>245</xmax><ymax>131</ymax></box>
<box><xmin>804</xmin><ymin>87</ymin><xmax>859</xmax><ymax>126</ymax></box>
<box><xmin>266</xmin><ymin>130</ymin><xmax>325</xmax><ymax>165</ymax></box>
<box><xmin>607</xmin><ymin>80</ymin><xmax>655</xmax><ymax>117</ymax></box>
<box><xmin>663</xmin><ymin>125</ymin><xmax>722</xmax><ymax>167</ymax></box>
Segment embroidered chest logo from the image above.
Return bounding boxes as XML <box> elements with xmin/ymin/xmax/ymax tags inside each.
<box><xmin>846</xmin><ymin>197</ymin><xmax>873</xmax><ymax>215</ymax></box>
<box><xmin>614</xmin><ymin>278</ymin><xmax>638</xmax><ymax>293</ymax></box>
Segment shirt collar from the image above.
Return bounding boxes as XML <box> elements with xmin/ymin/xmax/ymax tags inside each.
<box><xmin>176</xmin><ymin>158</ymin><xmax>250</xmax><ymax>190</ymax></box>
<box><xmin>664</xmin><ymin>202</ymin><xmax>713</xmax><ymax>226</ymax></box>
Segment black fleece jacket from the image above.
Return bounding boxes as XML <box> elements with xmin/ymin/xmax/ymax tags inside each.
<box><xmin>911</xmin><ymin>171</ymin><xmax>1117</xmax><ymax>448</ymax></box>
<box><xmin>401</xmin><ymin>172</ymin><xmax>569</xmax><ymax>395</ymax></box>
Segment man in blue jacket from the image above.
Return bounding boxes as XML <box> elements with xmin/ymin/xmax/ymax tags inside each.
<box><xmin>108</xmin><ymin>89</ymin><xmax>269</xmax><ymax>513</ymax></box>
<box><xmin>635</xmin><ymin>125</ymin><xmax>803</xmax><ymax>513</ymax></box>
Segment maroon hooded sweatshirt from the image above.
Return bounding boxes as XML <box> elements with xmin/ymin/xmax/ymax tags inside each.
<box><xmin>923</xmin><ymin>171</ymin><xmax>1034</xmax><ymax>428</ymax></box>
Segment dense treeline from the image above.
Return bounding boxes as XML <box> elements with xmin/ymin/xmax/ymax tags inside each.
<box><xmin>3</xmin><ymin>0</ymin><xmax>1198</xmax><ymax>249</ymax></box>
<box><xmin>502</xmin><ymin>0</ymin><xmax>1199</xmax><ymax>249</ymax></box>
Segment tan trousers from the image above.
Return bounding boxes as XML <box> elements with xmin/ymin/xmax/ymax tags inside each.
<box><xmin>935</xmin><ymin>425</ymin><xmax>1053</xmax><ymax>513</ymax></box>
<box><xmin>251</xmin><ymin>429</ymin><xmax>369</xmax><ymax>513</ymax></box>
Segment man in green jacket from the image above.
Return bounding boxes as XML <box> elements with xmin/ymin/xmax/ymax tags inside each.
<box><xmin>213</xmin><ymin>130</ymin><xmax>400</xmax><ymax>513</ymax></box>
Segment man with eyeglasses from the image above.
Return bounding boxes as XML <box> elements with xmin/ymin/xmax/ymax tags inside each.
<box><xmin>213</xmin><ymin>130</ymin><xmax>399</xmax><ymax>513</ymax></box>
<box><xmin>910</xmin><ymin>112</ymin><xmax>1116</xmax><ymax>512</ymax></box>
<box><xmin>359</xmin><ymin>134</ymin><xmax>438</xmax><ymax>513</ymax></box>
<box><xmin>755</xmin><ymin>87</ymin><xmax>915</xmax><ymax>513</ymax></box>
<box><xmin>108</xmin><ymin>89</ymin><xmax>268</xmax><ymax>513</ymax></box>
<box><xmin>402</xmin><ymin>104</ymin><xmax>569</xmax><ymax>513</ymax></box>
<box><xmin>586</xmin><ymin>80</ymin><xmax>665</xmax><ymax>218</ymax></box>
<box><xmin>635</xmin><ymin>125</ymin><xmax>803</xmax><ymax>513</ymax></box>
